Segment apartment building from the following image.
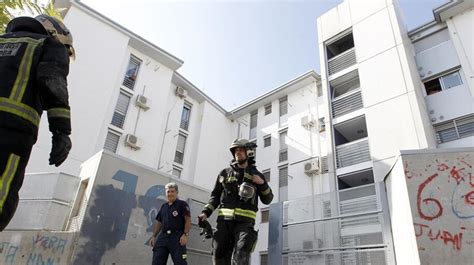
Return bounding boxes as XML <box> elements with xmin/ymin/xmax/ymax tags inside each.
<box><xmin>4</xmin><ymin>0</ymin><xmax>472</xmax><ymax>264</ymax></box>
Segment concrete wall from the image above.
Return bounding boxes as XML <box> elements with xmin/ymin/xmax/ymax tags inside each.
<box><xmin>66</xmin><ymin>151</ymin><xmax>213</xmax><ymax>265</ymax></box>
<box><xmin>0</xmin><ymin>231</ymin><xmax>77</xmax><ymax>265</ymax></box>
<box><xmin>6</xmin><ymin>173</ymin><xmax>81</xmax><ymax>231</ymax></box>
<box><xmin>385</xmin><ymin>148</ymin><xmax>474</xmax><ymax>265</ymax></box>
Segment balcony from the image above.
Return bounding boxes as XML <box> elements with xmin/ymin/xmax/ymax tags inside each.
<box><xmin>328</xmin><ymin>48</ymin><xmax>357</xmax><ymax>76</ymax></box>
<box><xmin>332</xmin><ymin>89</ymin><xmax>363</xmax><ymax>118</ymax></box>
<box><xmin>269</xmin><ymin>183</ymin><xmax>395</xmax><ymax>265</ymax></box>
<box><xmin>336</xmin><ymin>138</ymin><xmax>371</xmax><ymax>168</ymax></box>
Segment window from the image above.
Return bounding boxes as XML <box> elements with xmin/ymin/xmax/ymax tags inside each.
<box><xmin>172</xmin><ymin>167</ymin><xmax>182</xmax><ymax>178</ymax></box>
<box><xmin>264</xmin><ymin>103</ymin><xmax>272</xmax><ymax>115</ymax></box>
<box><xmin>262</xmin><ymin>169</ymin><xmax>270</xmax><ymax>182</ymax></box>
<box><xmin>279</xmin><ymin>96</ymin><xmax>288</xmax><ymax>117</ymax></box>
<box><xmin>321</xmin><ymin>156</ymin><xmax>329</xmax><ymax>173</ymax></box>
<box><xmin>123</xmin><ymin>55</ymin><xmax>141</xmax><ymax>90</ymax></box>
<box><xmin>434</xmin><ymin>114</ymin><xmax>474</xmax><ymax>144</ymax></box>
<box><xmin>174</xmin><ymin>134</ymin><xmax>187</xmax><ymax>164</ymax></box>
<box><xmin>261</xmin><ymin>208</ymin><xmax>269</xmax><ymax>223</ymax></box>
<box><xmin>424</xmin><ymin>70</ymin><xmax>462</xmax><ymax>95</ymax></box>
<box><xmin>104</xmin><ymin>130</ymin><xmax>120</xmax><ymax>153</ymax></box>
<box><xmin>260</xmin><ymin>253</ymin><xmax>268</xmax><ymax>265</ymax></box>
<box><xmin>180</xmin><ymin>102</ymin><xmax>192</xmax><ymax>131</ymax></box>
<box><xmin>250</xmin><ymin>111</ymin><xmax>258</xmax><ymax>139</ymax></box>
<box><xmin>111</xmin><ymin>91</ymin><xmax>131</xmax><ymax>128</ymax></box>
<box><xmin>264</xmin><ymin>135</ymin><xmax>271</xmax><ymax>147</ymax></box>
<box><xmin>279</xmin><ymin>166</ymin><xmax>288</xmax><ymax>201</ymax></box>
<box><xmin>279</xmin><ymin>130</ymin><xmax>288</xmax><ymax>162</ymax></box>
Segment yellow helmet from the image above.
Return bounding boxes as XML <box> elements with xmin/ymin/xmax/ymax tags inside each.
<box><xmin>35</xmin><ymin>15</ymin><xmax>75</xmax><ymax>58</ymax></box>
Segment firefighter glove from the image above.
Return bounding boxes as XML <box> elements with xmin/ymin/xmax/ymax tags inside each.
<box><xmin>49</xmin><ymin>133</ymin><xmax>71</xmax><ymax>167</ymax></box>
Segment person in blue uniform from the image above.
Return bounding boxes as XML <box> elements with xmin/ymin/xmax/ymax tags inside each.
<box><xmin>150</xmin><ymin>182</ymin><xmax>191</xmax><ymax>265</ymax></box>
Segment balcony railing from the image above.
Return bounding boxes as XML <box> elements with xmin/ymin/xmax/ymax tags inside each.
<box><xmin>336</xmin><ymin>138</ymin><xmax>370</xmax><ymax>168</ymax></box>
<box><xmin>332</xmin><ymin>89</ymin><xmax>363</xmax><ymax>118</ymax></box>
<box><xmin>328</xmin><ymin>48</ymin><xmax>356</xmax><ymax>76</ymax></box>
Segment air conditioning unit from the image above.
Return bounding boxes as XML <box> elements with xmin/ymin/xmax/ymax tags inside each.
<box><xmin>175</xmin><ymin>86</ymin><xmax>187</xmax><ymax>98</ymax></box>
<box><xmin>304</xmin><ymin>158</ymin><xmax>320</xmax><ymax>175</ymax></box>
<box><xmin>135</xmin><ymin>95</ymin><xmax>150</xmax><ymax>110</ymax></box>
<box><xmin>301</xmin><ymin>115</ymin><xmax>315</xmax><ymax>128</ymax></box>
<box><xmin>124</xmin><ymin>134</ymin><xmax>140</xmax><ymax>150</ymax></box>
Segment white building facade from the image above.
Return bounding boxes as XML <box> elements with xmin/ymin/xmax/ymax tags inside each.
<box><xmin>6</xmin><ymin>0</ymin><xmax>473</xmax><ymax>264</ymax></box>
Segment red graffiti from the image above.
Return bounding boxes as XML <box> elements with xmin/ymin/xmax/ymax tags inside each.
<box><xmin>417</xmin><ymin>173</ymin><xmax>443</xmax><ymax>221</ymax></box>
<box><xmin>449</xmin><ymin>166</ymin><xmax>465</xmax><ymax>184</ymax></box>
<box><xmin>459</xmin><ymin>159</ymin><xmax>472</xmax><ymax>168</ymax></box>
<box><xmin>414</xmin><ymin>223</ymin><xmax>465</xmax><ymax>250</ymax></box>
<box><xmin>437</xmin><ymin>163</ymin><xmax>449</xmax><ymax>171</ymax></box>
<box><xmin>440</xmin><ymin>231</ymin><xmax>463</xmax><ymax>250</ymax></box>
<box><xmin>470</xmin><ymin>173</ymin><xmax>474</xmax><ymax>188</ymax></box>
<box><xmin>405</xmin><ymin>162</ymin><xmax>414</xmax><ymax>179</ymax></box>
<box><xmin>464</xmin><ymin>190</ymin><xmax>474</xmax><ymax>205</ymax></box>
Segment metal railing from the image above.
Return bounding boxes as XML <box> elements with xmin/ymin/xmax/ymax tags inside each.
<box><xmin>335</xmin><ymin>138</ymin><xmax>370</xmax><ymax>168</ymax></box>
<box><xmin>328</xmin><ymin>48</ymin><xmax>357</xmax><ymax>76</ymax></box>
<box><xmin>269</xmin><ymin>183</ymin><xmax>395</xmax><ymax>265</ymax></box>
<box><xmin>332</xmin><ymin>90</ymin><xmax>363</xmax><ymax>118</ymax></box>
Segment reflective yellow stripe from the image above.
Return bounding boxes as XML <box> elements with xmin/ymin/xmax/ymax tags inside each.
<box><xmin>218</xmin><ymin>208</ymin><xmax>257</xmax><ymax>220</ymax></box>
<box><xmin>0</xmin><ymin>37</ymin><xmax>43</xmax><ymax>45</ymax></box>
<box><xmin>10</xmin><ymin>39</ymin><xmax>42</xmax><ymax>101</ymax></box>
<box><xmin>0</xmin><ymin>154</ymin><xmax>20</xmax><ymax>213</ymax></box>
<box><xmin>261</xmin><ymin>187</ymin><xmax>271</xmax><ymax>196</ymax></box>
<box><xmin>0</xmin><ymin>97</ymin><xmax>40</xmax><ymax>127</ymax></box>
<box><xmin>234</xmin><ymin>208</ymin><xmax>257</xmax><ymax>219</ymax></box>
<box><xmin>204</xmin><ymin>203</ymin><xmax>215</xmax><ymax>212</ymax></box>
<box><xmin>218</xmin><ymin>208</ymin><xmax>234</xmax><ymax>217</ymax></box>
<box><xmin>47</xmin><ymin>108</ymin><xmax>70</xmax><ymax>119</ymax></box>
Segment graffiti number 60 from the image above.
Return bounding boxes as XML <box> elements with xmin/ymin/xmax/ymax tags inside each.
<box><xmin>417</xmin><ymin>173</ymin><xmax>443</xmax><ymax>221</ymax></box>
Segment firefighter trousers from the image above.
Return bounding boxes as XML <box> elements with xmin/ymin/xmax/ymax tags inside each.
<box><xmin>0</xmin><ymin>128</ymin><xmax>34</xmax><ymax>231</ymax></box>
<box><xmin>212</xmin><ymin>220</ymin><xmax>258</xmax><ymax>265</ymax></box>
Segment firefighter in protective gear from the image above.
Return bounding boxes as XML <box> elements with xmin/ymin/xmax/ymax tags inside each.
<box><xmin>198</xmin><ymin>139</ymin><xmax>274</xmax><ymax>265</ymax></box>
<box><xmin>0</xmin><ymin>15</ymin><xmax>73</xmax><ymax>230</ymax></box>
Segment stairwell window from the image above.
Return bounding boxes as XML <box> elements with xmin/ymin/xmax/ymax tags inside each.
<box><xmin>180</xmin><ymin>102</ymin><xmax>192</xmax><ymax>131</ymax></box>
<box><xmin>279</xmin><ymin>165</ymin><xmax>288</xmax><ymax>202</ymax></box>
<box><xmin>279</xmin><ymin>130</ymin><xmax>288</xmax><ymax>162</ymax></box>
<box><xmin>111</xmin><ymin>91</ymin><xmax>131</xmax><ymax>129</ymax></box>
<box><xmin>264</xmin><ymin>103</ymin><xmax>272</xmax><ymax>115</ymax></box>
<box><xmin>261</xmin><ymin>208</ymin><xmax>269</xmax><ymax>223</ymax></box>
<box><xmin>424</xmin><ymin>70</ymin><xmax>462</xmax><ymax>95</ymax></box>
<box><xmin>264</xmin><ymin>135</ymin><xmax>271</xmax><ymax>147</ymax></box>
<box><xmin>250</xmin><ymin>111</ymin><xmax>258</xmax><ymax>139</ymax></box>
<box><xmin>279</xmin><ymin>96</ymin><xmax>288</xmax><ymax>117</ymax></box>
<box><xmin>104</xmin><ymin>130</ymin><xmax>121</xmax><ymax>153</ymax></box>
<box><xmin>123</xmin><ymin>55</ymin><xmax>141</xmax><ymax>90</ymax></box>
<box><xmin>174</xmin><ymin>134</ymin><xmax>187</xmax><ymax>164</ymax></box>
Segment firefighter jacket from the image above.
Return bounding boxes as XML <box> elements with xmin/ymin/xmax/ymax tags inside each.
<box><xmin>202</xmin><ymin>163</ymin><xmax>274</xmax><ymax>223</ymax></box>
<box><xmin>0</xmin><ymin>29</ymin><xmax>71</xmax><ymax>140</ymax></box>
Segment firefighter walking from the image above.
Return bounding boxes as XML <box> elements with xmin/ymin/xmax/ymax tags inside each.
<box><xmin>0</xmin><ymin>15</ymin><xmax>74</xmax><ymax>230</ymax></box>
<box><xmin>199</xmin><ymin>139</ymin><xmax>274</xmax><ymax>265</ymax></box>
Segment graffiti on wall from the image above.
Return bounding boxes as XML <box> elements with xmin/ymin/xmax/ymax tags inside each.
<box><xmin>405</xmin><ymin>153</ymin><xmax>473</xmax><ymax>253</ymax></box>
<box><xmin>0</xmin><ymin>232</ymin><xmax>73</xmax><ymax>265</ymax></box>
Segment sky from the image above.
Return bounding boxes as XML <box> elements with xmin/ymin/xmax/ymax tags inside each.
<box><xmin>80</xmin><ymin>0</ymin><xmax>448</xmax><ymax>110</ymax></box>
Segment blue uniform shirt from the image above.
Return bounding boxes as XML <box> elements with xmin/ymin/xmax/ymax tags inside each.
<box><xmin>156</xmin><ymin>199</ymin><xmax>190</xmax><ymax>232</ymax></box>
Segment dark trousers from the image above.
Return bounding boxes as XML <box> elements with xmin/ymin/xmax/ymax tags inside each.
<box><xmin>212</xmin><ymin>220</ymin><xmax>258</xmax><ymax>265</ymax></box>
<box><xmin>152</xmin><ymin>231</ymin><xmax>187</xmax><ymax>265</ymax></box>
<box><xmin>0</xmin><ymin>129</ymin><xmax>34</xmax><ymax>231</ymax></box>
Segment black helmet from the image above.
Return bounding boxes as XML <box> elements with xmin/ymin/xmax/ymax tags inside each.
<box><xmin>6</xmin><ymin>16</ymin><xmax>48</xmax><ymax>35</ymax></box>
<box><xmin>229</xmin><ymin>138</ymin><xmax>251</xmax><ymax>156</ymax></box>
